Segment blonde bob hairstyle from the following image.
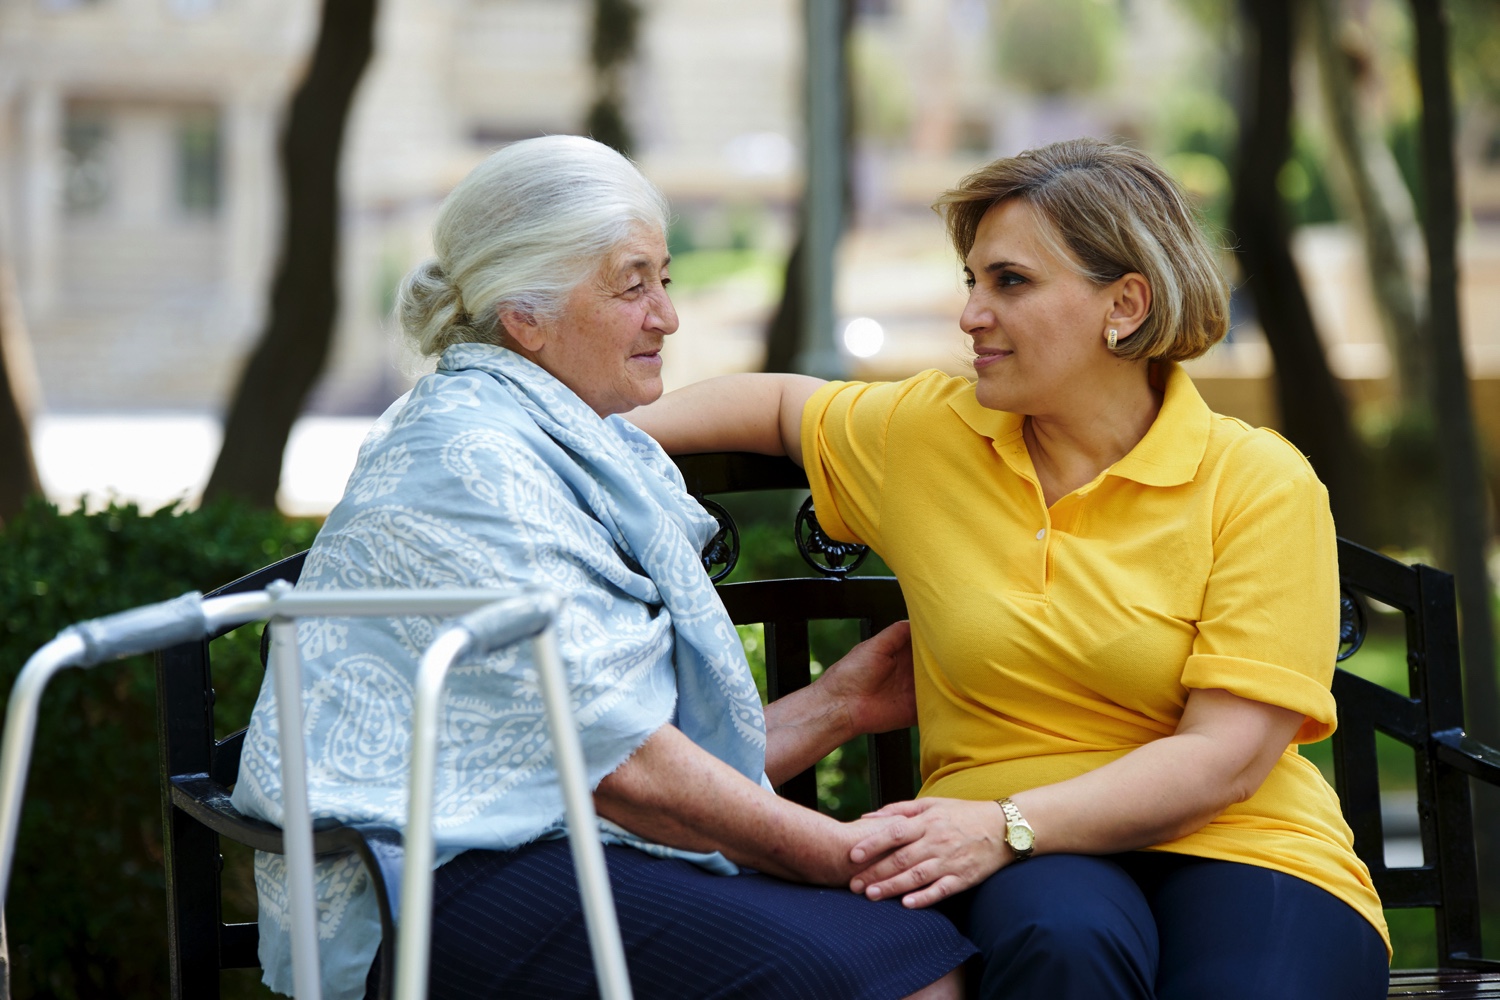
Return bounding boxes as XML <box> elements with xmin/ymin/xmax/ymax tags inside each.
<box><xmin>397</xmin><ymin>134</ymin><xmax>671</xmax><ymax>357</ymax></box>
<box><xmin>934</xmin><ymin>138</ymin><xmax>1230</xmax><ymax>363</ymax></box>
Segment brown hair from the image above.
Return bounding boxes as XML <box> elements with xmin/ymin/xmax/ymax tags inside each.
<box><xmin>934</xmin><ymin>138</ymin><xmax>1230</xmax><ymax>362</ymax></box>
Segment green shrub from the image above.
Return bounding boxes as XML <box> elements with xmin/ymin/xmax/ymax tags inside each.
<box><xmin>0</xmin><ymin>497</ymin><xmax>317</xmax><ymax>999</ymax></box>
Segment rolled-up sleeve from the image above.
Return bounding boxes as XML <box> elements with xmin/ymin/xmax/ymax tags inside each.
<box><xmin>1181</xmin><ymin>432</ymin><xmax>1341</xmax><ymax>743</ymax></box>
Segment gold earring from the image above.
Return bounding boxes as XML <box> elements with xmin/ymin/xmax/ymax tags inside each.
<box><xmin>1107</xmin><ymin>328</ymin><xmax>1118</xmax><ymax>350</ymax></box>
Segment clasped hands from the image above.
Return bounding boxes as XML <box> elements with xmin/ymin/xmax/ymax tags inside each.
<box><xmin>821</xmin><ymin>624</ymin><xmax>1015</xmax><ymax>907</ymax></box>
<box><xmin>844</xmin><ymin>798</ymin><xmax>1014</xmax><ymax>908</ymax></box>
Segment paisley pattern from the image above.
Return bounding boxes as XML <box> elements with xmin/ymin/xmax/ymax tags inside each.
<box><xmin>230</xmin><ymin>344</ymin><xmax>766</xmax><ymax>1000</ymax></box>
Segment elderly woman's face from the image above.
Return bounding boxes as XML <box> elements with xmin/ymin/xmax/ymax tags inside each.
<box><xmin>959</xmin><ymin>198</ymin><xmax>1127</xmax><ymax>416</ymax></box>
<box><xmin>523</xmin><ymin>226</ymin><xmax>678</xmax><ymax>417</ymax></box>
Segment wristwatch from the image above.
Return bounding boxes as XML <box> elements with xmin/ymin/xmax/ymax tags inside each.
<box><xmin>997</xmin><ymin>797</ymin><xmax>1036</xmax><ymax>861</ymax></box>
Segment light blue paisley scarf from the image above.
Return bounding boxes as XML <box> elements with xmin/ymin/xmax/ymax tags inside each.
<box><xmin>230</xmin><ymin>343</ymin><xmax>768</xmax><ymax>1000</ymax></box>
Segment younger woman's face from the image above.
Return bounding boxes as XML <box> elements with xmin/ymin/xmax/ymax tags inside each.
<box><xmin>958</xmin><ymin>198</ymin><xmax>1122</xmax><ymax>417</ymax></box>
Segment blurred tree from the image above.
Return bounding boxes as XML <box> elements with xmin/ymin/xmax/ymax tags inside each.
<box><xmin>586</xmin><ymin>0</ymin><xmax>641</xmax><ymax>155</ymax></box>
<box><xmin>763</xmin><ymin>0</ymin><xmax>854</xmax><ymax>375</ymax></box>
<box><xmin>203</xmin><ymin>0</ymin><xmax>377</xmax><ymax>508</ymax></box>
<box><xmin>1448</xmin><ymin>0</ymin><xmax>1500</xmax><ymax>106</ymax></box>
<box><xmin>1310</xmin><ymin>0</ymin><xmax>1440</xmax><ymax>544</ymax></box>
<box><xmin>1230</xmin><ymin>0</ymin><xmax>1371</xmax><ymax>541</ymax></box>
<box><xmin>0</xmin><ymin>254</ymin><xmax>41</xmax><ymax>526</ymax></box>
<box><xmin>1409</xmin><ymin>0</ymin><xmax>1500</xmax><ymax>907</ymax></box>
<box><xmin>995</xmin><ymin>0</ymin><xmax>1120</xmax><ymax>95</ymax></box>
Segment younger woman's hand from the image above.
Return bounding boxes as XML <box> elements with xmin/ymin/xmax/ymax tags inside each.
<box><xmin>847</xmin><ymin>797</ymin><xmax>1011</xmax><ymax>908</ymax></box>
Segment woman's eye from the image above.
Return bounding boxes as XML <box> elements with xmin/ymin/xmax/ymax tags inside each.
<box><xmin>998</xmin><ymin>271</ymin><xmax>1026</xmax><ymax>287</ymax></box>
<box><xmin>962</xmin><ymin>274</ymin><xmax>976</xmax><ymax>290</ymax></box>
<box><xmin>661</xmin><ymin>277</ymin><xmax>672</xmax><ymax>288</ymax></box>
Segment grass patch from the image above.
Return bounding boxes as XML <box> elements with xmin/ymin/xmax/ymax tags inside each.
<box><xmin>667</xmin><ymin>248</ymin><xmax>782</xmax><ymax>293</ymax></box>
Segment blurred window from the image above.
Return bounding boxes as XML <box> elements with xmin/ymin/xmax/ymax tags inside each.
<box><xmin>63</xmin><ymin>111</ymin><xmax>113</xmax><ymax>216</ymax></box>
<box><xmin>176</xmin><ymin>110</ymin><xmax>221</xmax><ymax>216</ymax></box>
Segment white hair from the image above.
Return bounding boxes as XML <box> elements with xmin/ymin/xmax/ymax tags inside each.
<box><xmin>397</xmin><ymin>134</ymin><xmax>671</xmax><ymax>357</ymax></box>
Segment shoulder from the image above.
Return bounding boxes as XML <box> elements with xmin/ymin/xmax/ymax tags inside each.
<box><xmin>1201</xmin><ymin>415</ymin><xmax>1329</xmax><ymax>522</ymax></box>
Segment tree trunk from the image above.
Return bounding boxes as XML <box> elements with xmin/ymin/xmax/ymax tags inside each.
<box><xmin>0</xmin><ymin>254</ymin><xmax>41</xmax><ymax>525</ymax></box>
<box><xmin>202</xmin><ymin>0</ymin><xmax>377</xmax><ymax>508</ymax></box>
<box><xmin>1410</xmin><ymin>0</ymin><xmax>1500</xmax><ymax>910</ymax></box>
<box><xmin>1310</xmin><ymin>0</ymin><xmax>1426</xmax><ymax>406</ymax></box>
<box><xmin>763</xmin><ymin>236</ymin><xmax>806</xmax><ymax>374</ymax></box>
<box><xmin>585</xmin><ymin>0</ymin><xmax>640</xmax><ymax>156</ymax></box>
<box><xmin>762</xmin><ymin>0</ymin><xmax>854</xmax><ymax>375</ymax></box>
<box><xmin>1231</xmin><ymin>0</ymin><xmax>1369</xmax><ymax>541</ymax></box>
<box><xmin>1310</xmin><ymin>0</ymin><xmax>1440</xmax><ymax>549</ymax></box>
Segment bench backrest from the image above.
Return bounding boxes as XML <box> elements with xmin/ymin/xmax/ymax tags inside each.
<box><xmin>1332</xmin><ymin>538</ymin><xmax>1483</xmax><ymax>967</ymax></box>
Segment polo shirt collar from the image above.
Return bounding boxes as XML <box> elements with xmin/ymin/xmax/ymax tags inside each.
<box><xmin>946</xmin><ymin>362</ymin><xmax>1211</xmax><ymax>488</ymax></box>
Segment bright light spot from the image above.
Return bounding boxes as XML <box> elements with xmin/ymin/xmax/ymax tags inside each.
<box><xmin>724</xmin><ymin>132</ymin><xmax>795</xmax><ymax>176</ymax></box>
<box><xmin>842</xmin><ymin>317</ymin><xmax>885</xmax><ymax>358</ymax></box>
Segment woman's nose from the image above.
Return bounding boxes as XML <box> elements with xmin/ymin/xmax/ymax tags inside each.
<box><xmin>959</xmin><ymin>295</ymin><xmax>991</xmax><ymax>338</ymax></box>
<box><xmin>650</xmin><ymin>289</ymin><xmax>680</xmax><ymax>335</ymax></box>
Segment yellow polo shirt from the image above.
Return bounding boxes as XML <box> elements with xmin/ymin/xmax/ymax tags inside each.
<box><xmin>802</xmin><ymin>363</ymin><xmax>1387</xmax><ymax>948</ymax></box>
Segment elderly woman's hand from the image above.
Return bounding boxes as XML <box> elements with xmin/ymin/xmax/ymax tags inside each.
<box><xmin>847</xmin><ymin>798</ymin><xmax>1011</xmax><ymax>908</ymax></box>
<box><xmin>762</xmin><ymin>620</ymin><xmax>915</xmax><ymax>786</ymax></box>
<box><xmin>820</xmin><ymin>620</ymin><xmax>917</xmax><ymax>737</ymax></box>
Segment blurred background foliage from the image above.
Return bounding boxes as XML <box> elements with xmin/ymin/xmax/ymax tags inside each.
<box><xmin>0</xmin><ymin>500</ymin><xmax>316</xmax><ymax>998</ymax></box>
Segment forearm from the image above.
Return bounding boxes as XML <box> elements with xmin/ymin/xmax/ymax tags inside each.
<box><xmin>1008</xmin><ymin>689</ymin><xmax>1301</xmax><ymax>856</ymax></box>
<box><xmin>593</xmin><ymin>724</ymin><xmax>853</xmax><ymax>884</ymax></box>
<box><xmin>1013</xmin><ymin>731</ymin><xmax>1274</xmax><ymax>856</ymax></box>
<box><xmin>763</xmin><ymin>619</ymin><xmax>918</xmax><ymax>787</ymax></box>
<box><xmin>624</xmin><ymin>373</ymin><xmax>823</xmax><ymax>461</ymax></box>
<box><xmin>763</xmin><ymin>684</ymin><xmax>857</xmax><ymax>788</ymax></box>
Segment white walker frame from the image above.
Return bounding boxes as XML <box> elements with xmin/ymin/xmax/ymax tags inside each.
<box><xmin>0</xmin><ymin>586</ymin><xmax>632</xmax><ymax>1000</ymax></box>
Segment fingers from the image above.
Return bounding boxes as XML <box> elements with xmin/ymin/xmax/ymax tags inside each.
<box><xmin>897</xmin><ymin>874</ymin><xmax>968</xmax><ymax>909</ymax></box>
<box><xmin>848</xmin><ymin>812</ymin><xmax>923</xmax><ymax>865</ymax></box>
<box><xmin>862</xmin><ymin>798</ymin><xmax>930</xmax><ymax>820</ymax></box>
<box><xmin>847</xmin><ymin>799</ymin><xmax>1007</xmax><ymax>906</ymax></box>
<box><xmin>859</xmin><ymin>619</ymin><xmax>912</xmax><ymax>658</ymax></box>
<box><xmin>854</xmin><ymin>845</ymin><xmax>984</xmax><ymax>907</ymax></box>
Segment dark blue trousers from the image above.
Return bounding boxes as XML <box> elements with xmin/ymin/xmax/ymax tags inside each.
<box><xmin>368</xmin><ymin>839</ymin><xmax>974</xmax><ymax>1000</ymax></box>
<box><xmin>941</xmin><ymin>852</ymin><xmax>1388</xmax><ymax>1000</ymax></box>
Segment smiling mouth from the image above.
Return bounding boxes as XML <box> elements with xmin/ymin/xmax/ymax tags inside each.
<box><xmin>972</xmin><ymin>348</ymin><xmax>1011</xmax><ymax>368</ymax></box>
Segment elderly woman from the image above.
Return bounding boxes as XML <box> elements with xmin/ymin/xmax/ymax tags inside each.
<box><xmin>630</xmin><ymin>139</ymin><xmax>1389</xmax><ymax>1000</ymax></box>
<box><xmin>230</xmin><ymin>135</ymin><xmax>973</xmax><ymax>1000</ymax></box>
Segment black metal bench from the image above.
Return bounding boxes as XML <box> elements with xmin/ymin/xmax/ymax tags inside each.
<box><xmin>153</xmin><ymin>453</ymin><xmax>1500</xmax><ymax>998</ymax></box>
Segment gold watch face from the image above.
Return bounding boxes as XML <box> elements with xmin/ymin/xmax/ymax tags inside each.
<box><xmin>1008</xmin><ymin>825</ymin><xmax>1035</xmax><ymax>852</ymax></box>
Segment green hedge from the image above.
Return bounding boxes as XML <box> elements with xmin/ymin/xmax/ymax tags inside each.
<box><xmin>0</xmin><ymin>498</ymin><xmax>317</xmax><ymax>999</ymax></box>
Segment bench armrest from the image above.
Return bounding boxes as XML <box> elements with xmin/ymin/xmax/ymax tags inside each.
<box><xmin>1433</xmin><ymin>729</ymin><xmax>1500</xmax><ymax>786</ymax></box>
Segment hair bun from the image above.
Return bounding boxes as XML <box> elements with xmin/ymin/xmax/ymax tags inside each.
<box><xmin>397</xmin><ymin>257</ymin><xmax>477</xmax><ymax>356</ymax></box>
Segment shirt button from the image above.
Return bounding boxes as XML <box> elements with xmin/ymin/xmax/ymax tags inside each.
<box><xmin>1035</xmin><ymin>529</ymin><xmax>1045</xmax><ymax>540</ymax></box>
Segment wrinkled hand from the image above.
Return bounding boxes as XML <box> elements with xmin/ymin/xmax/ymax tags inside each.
<box><xmin>805</xmin><ymin>812</ymin><xmax>917</xmax><ymax>885</ymax></box>
<box><xmin>820</xmin><ymin>620</ymin><xmax>915</xmax><ymax>737</ymax></box>
<box><xmin>847</xmin><ymin>798</ymin><xmax>1010</xmax><ymax>908</ymax></box>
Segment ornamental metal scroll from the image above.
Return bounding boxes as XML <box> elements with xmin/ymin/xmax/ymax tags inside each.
<box><xmin>694</xmin><ymin>495</ymin><xmax>870</xmax><ymax>581</ymax></box>
<box><xmin>697</xmin><ymin>497</ymin><xmax>740</xmax><ymax>583</ymax></box>
<box><xmin>1337</xmin><ymin>586</ymin><xmax>1368</xmax><ymax>662</ymax></box>
<box><xmin>795</xmin><ymin>497</ymin><xmax>869</xmax><ymax>577</ymax></box>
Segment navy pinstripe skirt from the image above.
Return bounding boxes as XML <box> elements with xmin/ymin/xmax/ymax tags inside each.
<box><xmin>367</xmin><ymin>839</ymin><xmax>974</xmax><ymax>999</ymax></box>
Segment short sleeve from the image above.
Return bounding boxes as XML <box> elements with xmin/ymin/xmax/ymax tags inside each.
<box><xmin>801</xmin><ymin>377</ymin><xmax>921</xmax><ymax>550</ymax></box>
<box><xmin>1180</xmin><ymin>431</ymin><xmax>1341</xmax><ymax>743</ymax></box>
